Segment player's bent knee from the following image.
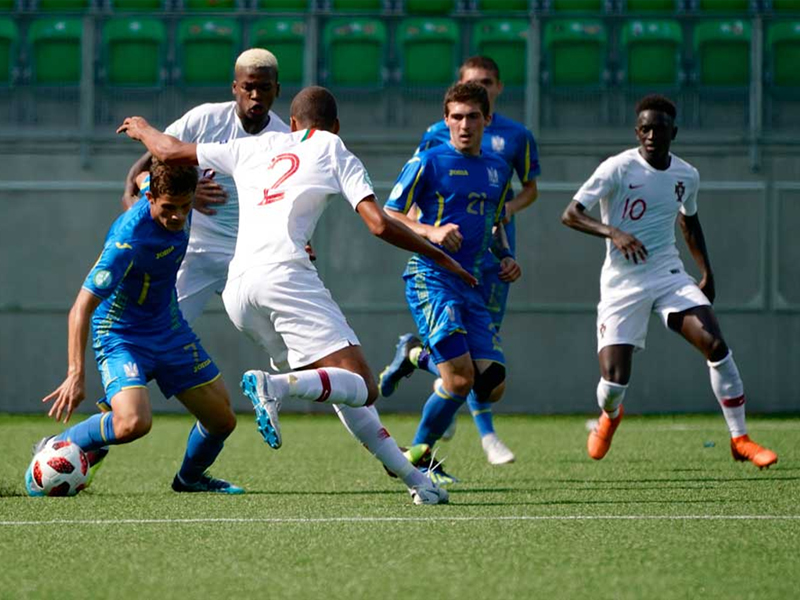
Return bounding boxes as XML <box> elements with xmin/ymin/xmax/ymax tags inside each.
<box><xmin>473</xmin><ymin>363</ymin><xmax>506</xmax><ymax>403</ymax></box>
<box><xmin>113</xmin><ymin>412</ymin><xmax>152</xmax><ymax>442</ymax></box>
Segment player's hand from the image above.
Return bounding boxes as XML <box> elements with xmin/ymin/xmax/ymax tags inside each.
<box><xmin>42</xmin><ymin>373</ymin><xmax>86</xmax><ymax>424</ymax></box>
<box><xmin>498</xmin><ymin>257</ymin><xmax>522</xmax><ymax>282</ymax></box>
<box><xmin>116</xmin><ymin>116</ymin><xmax>151</xmax><ymax>140</ymax></box>
<box><xmin>699</xmin><ymin>273</ymin><xmax>716</xmax><ymax>304</ymax></box>
<box><xmin>610</xmin><ymin>228</ymin><xmax>648</xmax><ymax>264</ymax></box>
<box><xmin>193</xmin><ymin>172</ymin><xmax>228</xmax><ymax>216</ymax></box>
<box><xmin>429</xmin><ymin>223</ymin><xmax>463</xmax><ymax>253</ymax></box>
<box><xmin>305</xmin><ymin>242</ymin><xmax>317</xmax><ymax>262</ymax></box>
<box><xmin>436</xmin><ymin>253</ymin><xmax>478</xmax><ymax>287</ymax></box>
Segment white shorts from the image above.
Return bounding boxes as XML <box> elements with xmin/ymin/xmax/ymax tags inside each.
<box><xmin>222</xmin><ymin>259</ymin><xmax>360</xmax><ymax>371</ymax></box>
<box><xmin>596</xmin><ymin>269</ymin><xmax>710</xmax><ymax>352</ymax></box>
<box><xmin>176</xmin><ymin>227</ymin><xmax>234</xmax><ymax>324</ymax></box>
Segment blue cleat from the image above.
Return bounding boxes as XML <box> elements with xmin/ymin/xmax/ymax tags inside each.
<box><xmin>378</xmin><ymin>333</ymin><xmax>422</xmax><ymax>398</ymax></box>
<box><xmin>241</xmin><ymin>370</ymin><xmax>282</xmax><ymax>449</ymax></box>
<box><xmin>171</xmin><ymin>473</ymin><xmax>244</xmax><ymax>494</ymax></box>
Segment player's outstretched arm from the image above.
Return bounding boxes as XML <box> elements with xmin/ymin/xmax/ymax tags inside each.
<box><xmin>43</xmin><ymin>289</ymin><xmax>102</xmax><ymax>423</ymax></box>
<box><xmin>561</xmin><ymin>200</ymin><xmax>649</xmax><ymax>264</ymax></box>
<box><xmin>678</xmin><ymin>213</ymin><xmax>715</xmax><ymax>303</ymax></box>
<box><xmin>384</xmin><ymin>206</ymin><xmax>464</xmax><ymax>253</ymax></box>
<box><xmin>360</xmin><ymin>198</ymin><xmax>477</xmax><ymax>287</ymax></box>
<box><xmin>117</xmin><ymin>117</ymin><xmax>199</xmax><ymax>166</ymax></box>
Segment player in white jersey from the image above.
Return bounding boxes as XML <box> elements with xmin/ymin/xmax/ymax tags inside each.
<box><xmin>122</xmin><ymin>48</ymin><xmax>290</xmax><ymax>323</ymax></box>
<box><xmin>561</xmin><ymin>94</ymin><xmax>777</xmax><ymax>469</ymax></box>
<box><xmin>118</xmin><ymin>87</ymin><xmax>479</xmax><ymax>504</ymax></box>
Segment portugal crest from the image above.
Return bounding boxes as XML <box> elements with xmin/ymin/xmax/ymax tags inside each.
<box><xmin>674</xmin><ymin>181</ymin><xmax>685</xmax><ymax>203</ymax></box>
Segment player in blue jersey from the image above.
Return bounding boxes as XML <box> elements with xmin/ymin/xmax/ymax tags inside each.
<box><xmin>383</xmin><ymin>82</ymin><xmax>521</xmax><ymax>483</ymax></box>
<box><xmin>24</xmin><ymin>161</ymin><xmax>243</xmax><ymax>496</ymax></box>
<box><xmin>380</xmin><ymin>56</ymin><xmax>540</xmax><ymax>465</ymax></box>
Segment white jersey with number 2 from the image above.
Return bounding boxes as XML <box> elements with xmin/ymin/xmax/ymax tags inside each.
<box><xmin>574</xmin><ymin>148</ymin><xmax>700</xmax><ymax>288</ymax></box>
<box><xmin>196</xmin><ymin>128</ymin><xmax>374</xmax><ymax>281</ymax></box>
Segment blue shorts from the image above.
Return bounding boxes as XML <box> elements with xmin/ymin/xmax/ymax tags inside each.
<box><xmin>94</xmin><ymin>325</ymin><xmax>220</xmax><ymax>400</ymax></box>
<box><xmin>404</xmin><ymin>265</ymin><xmax>504</xmax><ymax>365</ymax></box>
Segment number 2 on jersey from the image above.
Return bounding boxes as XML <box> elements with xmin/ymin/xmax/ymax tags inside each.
<box><xmin>622</xmin><ymin>197</ymin><xmax>647</xmax><ymax>221</ymax></box>
<box><xmin>259</xmin><ymin>153</ymin><xmax>300</xmax><ymax>205</ymax></box>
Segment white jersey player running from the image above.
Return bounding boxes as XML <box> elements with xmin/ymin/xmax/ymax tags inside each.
<box><xmin>118</xmin><ymin>87</ymin><xmax>479</xmax><ymax>505</ymax></box>
<box><xmin>123</xmin><ymin>49</ymin><xmax>290</xmax><ymax>323</ymax></box>
<box><xmin>562</xmin><ymin>94</ymin><xmax>777</xmax><ymax>469</ymax></box>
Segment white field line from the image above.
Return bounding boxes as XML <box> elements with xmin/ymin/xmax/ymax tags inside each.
<box><xmin>1</xmin><ymin>515</ymin><xmax>799</xmax><ymax>527</ymax></box>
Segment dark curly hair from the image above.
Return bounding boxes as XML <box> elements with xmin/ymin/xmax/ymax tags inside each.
<box><xmin>635</xmin><ymin>94</ymin><xmax>677</xmax><ymax>120</ymax></box>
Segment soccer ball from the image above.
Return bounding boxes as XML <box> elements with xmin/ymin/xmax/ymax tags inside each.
<box><xmin>30</xmin><ymin>440</ymin><xmax>89</xmax><ymax>497</ymax></box>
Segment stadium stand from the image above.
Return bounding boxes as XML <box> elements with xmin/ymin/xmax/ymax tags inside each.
<box><xmin>545</xmin><ymin>0</ymin><xmax>607</xmax><ymax>12</ymax></box>
<box><xmin>693</xmin><ymin>0</ymin><xmax>753</xmax><ymax>11</ymax></box>
<box><xmin>322</xmin><ymin>17</ymin><xmax>386</xmax><ymax>85</ymax></box>
<box><xmin>176</xmin><ymin>17</ymin><xmax>241</xmax><ymax>84</ymax></box>
<box><xmin>35</xmin><ymin>0</ymin><xmax>91</xmax><ymax>9</ymax></box>
<box><xmin>254</xmin><ymin>0</ymin><xmax>310</xmax><ymax>9</ymax></box>
<box><xmin>250</xmin><ymin>17</ymin><xmax>305</xmax><ymax>85</ymax></box>
<box><xmin>403</xmin><ymin>0</ymin><xmax>458</xmax><ymax>14</ymax></box>
<box><xmin>542</xmin><ymin>19</ymin><xmax>607</xmax><ymax>85</ymax></box>
<box><xmin>398</xmin><ymin>17</ymin><xmax>459</xmax><ymax>85</ymax></box>
<box><xmin>0</xmin><ymin>17</ymin><xmax>17</xmax><ymax>85</ymax></box>
<box><xmin>330</xmin><ymin>0</ymin><xmax>385</xmax><ymax>10</ymax></box>
<box><xmin>693</xmin><ymin>19</ymin><xmax>751</xmax><ymax>85</ymax></box>
<box><xmin>102</xmin><ymin>18</ymin><xmax>166</xmax><ymax>86</ymax></box>
<box><xmin>0</xmin><ymin>0</ymin><xmax>14</xmax><ymax>10</ymax></box>
<box><xmin>620</xmin><ymin>19</ymin><xmax>683</xmax><ymax>86</ymax></box>
<box><xmin>623</xmin><ymin>0</ymin><xmax>680</xmax><ymax>11</ymax></box>
<box><xmin>475</xmin><ymin>0</ymin><xmax>530</xmax><ymax>12</ymax></box>
<box><xmin>183</xmin><ymin>0</ymin><xmax>239</xmax><ymax>10</ymax></box>
<box><xmin>766</xmin><ymin>20</ymin><xmax>800</xmax><ymax>86</ymax></box>
<box><xmin>472</xmin><ymin>18</ymin><xmax>528</xmax><ymax>85</ymax></box>
<box><xmin>110</xmin><ymin>0</ymin><xmax>165</xmax><ymax>9</ymax></box>
<box><xmin>29</xmin><ymin>18</ymin><xmax>82</xmax><ymax>85</ymax></box>
<box><xmin>770</xmin><ymin>0</ymin><xmax>800</xmax><ymax>11</ymax></box>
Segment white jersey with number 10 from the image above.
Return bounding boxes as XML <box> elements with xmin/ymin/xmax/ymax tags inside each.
<box><xmin>196</xmin><ymin>128</ymin><xmax>375</xmax><ymax>280</ymax></box>
<box><xmin>574</xmin><ymin>148</ymin><xmax>700</xmax><ymax>287</ymax></box>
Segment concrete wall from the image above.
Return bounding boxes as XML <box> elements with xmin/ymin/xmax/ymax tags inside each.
<box><xmin>1</xmin><ymin>139</ymin><xmax>798</xmax><ymax>415</ymax></box>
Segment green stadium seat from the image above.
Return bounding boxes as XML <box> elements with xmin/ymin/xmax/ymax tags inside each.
<box><xmin>547</xmin><ymin>0</ymin><xmax>605</xmax><ymax>12</ymax></box>
<box><xmin>693</xmin><ymin>19</ymin><xmax>751</xmax><ymax>85</ymax></box>
<box><xmin>624</xmin><ymin>0</ymin><xmax>678</xmax><ymax>11</ymax></box>
<box><xmin>542</xmin><ymin>19</ymin><xmax>607</xmax><ymax>85</ymax></box>
<box><xmin>184</xmin><ymin>0</ymin><xmax>237</xmax><ymax>10</ymax></box>
<box><xmin>255</xmin><ymin>0</ymin><xmax>309</xmax><ymax>9</ymax></box>
<box><xmin>102</xmin><ymin>18</ymin><xmax>166</xmax><ymax>86</ymax></box>
<box><xmin>475</xmin><ymin>0</ymin><xmax>529</xmax><ymax>11</ymax></box>
<box><xmin>0</xmin><ymin>0</ymin><xmax>15</xmax><ymax>10</ymax></box>
<box><xmin>331</xmin><ymin>0</ymin><xmax>384</xmax><ymax>10</ymax></box>
<box><xmin>0</xmin><ymin>18</ymin><xmax>17</xmax><ymax>85</ymax></box>
<box><xmin>767</xmin><ymin>21</ymin><xmax>800</xmax><ymax>86</ymax></box>
<box><xmin>110</xmin><ymin>0</ymin><xmax>165</xmax><ymax>9</ymax></box>
<box><xmin>177</xmin><ymin>18</ymin><xmax>241</xmax><ymax>85</ymax></box>
<box><xmin>322</xmin><ymin>18</ymin><xmax>386</xmax><ymax>85</ymax></box>
<box><xmin>695</xmin><ymin>0</ymin><xmax>751</xmax><ymax>11</ymax></box>
<box><xmin>250</xmin><ymin>18</ymin><xmax>305</xmax><ymax>85</ymax></box>
<box><xmin>771</xmin><ymin>0</ymin><xmax>800</xmax><ymax>11</ymax></box>
<box><xmin>621</xmin><ymin>19</ymin><xmax>682</xmax><ymax>86</ymax></box>
<box><xmin>473</xmin><ymin>19</ymin><xmax>528</xmax><ymax>86</ymax></box>
<box><xmin>28</xmin><ymin>18</ymin><xmax>82</xmax><ymax>85</ymax></box>
<box><xmin>398</xmin><ymin>17</ymin><xmax>458</xmax><ymax>85</ymax></box>
<box><xmin>404</xmin><ymin>0</ymin><xmax>456</xmax><ymax>15</ymax></box>
<box><xmin>36</xmin><ymin>0</ymin><xmax>90</xmax><ymax>9</ymax></box>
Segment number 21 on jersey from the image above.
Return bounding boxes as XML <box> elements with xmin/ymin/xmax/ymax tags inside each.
<box><xmin>260</xmin><ymin>153</ymin><xmax>300</xmax><ymax>206</ymax></box>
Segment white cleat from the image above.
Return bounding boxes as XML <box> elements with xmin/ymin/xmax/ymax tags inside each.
<box><xmin>409</xmin><ymin>480</ymin><xmax>449</xmax><ymax>505</ymax></box>
<box><xmin>481</xmin><ymin>433</ymin><xmax>515</xmax><ymax>465</ymax></box>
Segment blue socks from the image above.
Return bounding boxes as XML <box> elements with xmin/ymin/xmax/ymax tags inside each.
<box><xmin>413</xmin><ymin>381</ymin><xmax>467</xmax><ymax>446</ymax></box>
<box><xmin>178</xmin><ymin>422</ymin><xmax>230</xmax><ymax>484</ymax></box>
<box><xmin>467</xmin><ymin>391</ymin><xmax>495</xmax><ymax>437</ymax></box>
<box><xmin>55</xmin><ymin>412</ymin><xmax>117</xmax><ymax>452</ymax></box>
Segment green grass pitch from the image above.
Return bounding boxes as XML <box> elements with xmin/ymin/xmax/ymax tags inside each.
<box><xmin>1</xmin><ymin>413</ymin><xmax>798</xmax><ymax>599</ymax></box>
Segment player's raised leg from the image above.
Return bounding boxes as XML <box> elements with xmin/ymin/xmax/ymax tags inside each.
<box><xmin>173</xmin><ymin>375</ymin><xmax>243</xmax><ymax>493</ymax></box>
<box><xmin>587</xmin><ymin>344</ymin><xmax>632</xmax><ymax>460</ymax></box>
<box><xmin>668</xmin><ymin>306</ymin><xmax>777</xmax><ymax>469</ymax></box>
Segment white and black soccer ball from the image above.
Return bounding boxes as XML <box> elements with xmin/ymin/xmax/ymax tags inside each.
<box><xmin>30</xmin><ymin>440</ymin><xmax>89</xmax><ymax>497</ymax></box>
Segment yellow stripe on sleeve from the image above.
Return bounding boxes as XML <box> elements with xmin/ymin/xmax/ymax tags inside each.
<box><xmin>403</xmin><ymin>159</ymin><xmax>425</xmax><ymax>214</ymax></box>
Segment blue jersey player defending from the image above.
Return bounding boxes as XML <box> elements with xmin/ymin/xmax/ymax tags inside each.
<box><xmin>380</xmin><ymin>56</ymin><xmax>540</xmax><ymax>466</ymax></box>
<box><xmin>25</xmin><ymin>161</ymin><xmax>243</xmax><ymax>496</ymax></box>
<box><xmin>384</xmin><ymin>82</ymin><xmax>520</xmax><ymax>483</ymax></box>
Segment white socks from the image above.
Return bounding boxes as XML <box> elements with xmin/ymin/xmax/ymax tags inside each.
<box><xmin>596</xmin><ymin>378</ymin><xmax>628</xmax><ymax>419</ymax></box>
<box><xmin>270</xmin><ymin>368</ymin><xmax>369</xmax><ymax>407</ymax></box>
<box><xmin>334</xmin><ymin>404</ymin><xmax>428</xmax><ymax>488</ymax></box>
<box><xmin>708</xmin><ymin>350</ymin><xmax>747</xmax><ymax>438</ymax></box>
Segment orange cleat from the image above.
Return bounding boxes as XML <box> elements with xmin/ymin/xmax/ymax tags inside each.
<box><xmin>730</xmin><ymin>434</ymin><xmax>778</xmax><ymax>469</ymax></box>
<box><xmin>587</xmin><ymin>405</ymin><xmax>624</xmax><ymax>460</ymax></box>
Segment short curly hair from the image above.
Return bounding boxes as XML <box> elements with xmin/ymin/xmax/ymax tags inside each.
<box><xmin>149</xmin><ymin>159</ymin><xmax>198</xmax><ymax>199</ymax></box>
<box><xmin>635</xmin><ymin>94</ymin><xmax>677</xmax><ymax>119</ymax></box>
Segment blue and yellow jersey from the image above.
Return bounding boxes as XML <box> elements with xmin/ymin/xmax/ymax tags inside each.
<box><xmin>82</xmin><ymin>198</ymin><xmax>190</xmax><ymax>342</ymax></box>
<box><xmin>385</xmin><ymin>142</ymin><xmax>512</xmax><ymax>279</ymax></box>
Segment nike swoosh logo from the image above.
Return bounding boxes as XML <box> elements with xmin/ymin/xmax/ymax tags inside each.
<box><xmin>628</xmin><ymin>183</ymin><xmax>644</xmax><ymax>189</ymax></box>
